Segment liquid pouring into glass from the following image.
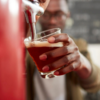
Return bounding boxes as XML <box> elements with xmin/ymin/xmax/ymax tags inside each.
<box><xmin>22</xmin><ymin>0</ymin><xmax>44</xmax><ymax>40</ymax></box>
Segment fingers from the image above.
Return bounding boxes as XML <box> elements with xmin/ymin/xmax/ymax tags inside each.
<box><xmin>54</xmin><ymin>61</ymin><xmax>81</xmax><ymax>76</ymax></box>
<box><xmin>39</xmin><ymin>33</ymin><xmax>81</xmax><ymax>75</ymax></box>
<box><xmin>39</xmin><ymin>34</ymin><xmax>77</xmax><ymax>60</ymax></box>
<box><xmin>42</xmin><ymin>53</ymin><xmax>80</xmax><ymax>72</ymax></box>
<box><xmin>48</xmin><ymin>33</ymin><xmax>72</xmax><ymax>44</ymax></box>
<box><xmin>39</xmin><ymin>46</ymin><xmax>77</xmax><ymax>60</ymax></box>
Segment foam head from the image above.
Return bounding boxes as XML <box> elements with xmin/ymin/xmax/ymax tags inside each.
<box><xmin>24</xmin><ymin>38</ymin><xmax>63</xmax><ymax>48</ymax></box>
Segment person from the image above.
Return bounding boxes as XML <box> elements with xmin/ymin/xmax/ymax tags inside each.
<box><xmin>26</xmin><ymin>0</ymin><xmax>100</xmax><ymax>100</ymax></box>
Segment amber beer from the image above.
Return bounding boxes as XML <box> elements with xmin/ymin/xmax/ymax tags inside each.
<box><xmin>25</xmin><ymin>40</ymin><xmax>63</xmax><ymax>78</ymax></box>
<box><xmin>24</xmin><ymin>28</ymin><xmax>61</xmax><ymax>78</ymax></box>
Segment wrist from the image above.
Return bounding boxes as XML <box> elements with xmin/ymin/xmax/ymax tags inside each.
<box><xmin>75</xmin><ymin>53</ymin><xmax>92</xmax><ymax>79</ymax></box>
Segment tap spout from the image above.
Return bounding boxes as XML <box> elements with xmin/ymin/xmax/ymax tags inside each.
<box><xmin>22</xmin><ymin>0</ymin><xmax>44</xmax><ymax>40</ymax></box>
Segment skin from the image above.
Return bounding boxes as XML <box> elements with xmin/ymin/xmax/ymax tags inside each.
<box><xmin>39</xmin><ymin>0</ymin><xmax>92</xmax><ymax>79</ymax></box>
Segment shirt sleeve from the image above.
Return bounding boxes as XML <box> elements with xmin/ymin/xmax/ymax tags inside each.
<box><xmin>74</xmin><ymin>38</ymin><xmax>100</xmax><ymax>93</ymax></box>
<box><xmin>79</xmin><ymin>62</ymin><xmax>100</xmax><ymax>93</ymax></box>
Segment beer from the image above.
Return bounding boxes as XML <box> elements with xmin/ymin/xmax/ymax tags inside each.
<box><xmin>24</xmin><ymin>28</ymin><xmax>61</xmax><ymax>78</ymax></box>
<box><xmin>25</xmin><ymin>40</ymin><xmax>63</xmax><ymax>78</ymax></box>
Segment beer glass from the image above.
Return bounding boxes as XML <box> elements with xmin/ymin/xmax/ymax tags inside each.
<box><xmin>24</xmin><ymin>28</ymin><xmax>63</xmax><ymax>79</ymax></box>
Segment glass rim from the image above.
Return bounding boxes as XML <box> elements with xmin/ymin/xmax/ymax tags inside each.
<box><xmin>34</xmin><ymin>28</ymin><xmax>61</xmax><ymax>41</ymax></box>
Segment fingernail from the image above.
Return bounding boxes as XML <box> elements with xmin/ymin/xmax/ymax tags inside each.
<box><xmin>54</xmin><ymin>71</ymin><xmax>59</xmax><ymax>75</ymax></box>
<box><xmin>39</xmin><ymin>54</ymin><xmax>47</xmax><ymax>61</ymax></box>
<box><xmin>48</xmin><ymin>37</ymin><xmax>55</xmax><ymax>42</ymax></box>
<box><xmin>42</xmin><ymin>66</ymin><xmax>49</xmax><ymax>72</ymax></box>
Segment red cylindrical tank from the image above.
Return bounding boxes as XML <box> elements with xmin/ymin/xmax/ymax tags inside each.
<box><xmin>0</xmin><ymin>0</ymin><xmax>26</xmax><ymax>100</ymax></box>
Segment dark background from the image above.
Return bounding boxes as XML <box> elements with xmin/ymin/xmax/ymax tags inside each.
<box><xmin>64</xmin><ymin>0</ymin><xmax>100</xmax><ymax>43</ymax></box>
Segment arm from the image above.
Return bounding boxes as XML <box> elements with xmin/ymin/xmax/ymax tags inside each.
<box><xmin>39</xmin><ymin>34</ymin><xmax>92</xmax><ymax>78</ymax></box>
<box><xmin>39</xmin><ymin>33</ymin><xmax>100</xmax><ymax>92</ymax></box>
<box><xmin>74</xmin><ymin>39</ymin><xmax>100</xmax><ymax>92</ymax></box>
<box><xmin>79</xmin><ymin>61</ymin><xmax>100</xmax><ymax>93</ymax></box>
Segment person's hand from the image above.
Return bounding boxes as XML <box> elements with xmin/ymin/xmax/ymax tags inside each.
<box><xmin>39</xmin><ymin>33</ymin><xmax>81</xmax><ymax>75</ymax></box>
<box><xmin>39</xmin><ymin>33</ymin><xmax>92</xmax><ymax>78</ymax></box>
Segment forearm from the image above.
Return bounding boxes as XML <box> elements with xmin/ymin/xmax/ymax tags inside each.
<box><xmin>75</xmin><ymin>53</ymin><xmax>92</xmax><ymax>79</ymax></box>
<box><xmin>77</xmin><ymin>63</ymin><xmax>100</xmax><ymax>93</ymax></box>
<box><xmin>73</xmin><ymin>39</ymin><xmax>100</xmax><ymax>92</ymax></box>
<box><xmin>75</xmin><ymin>53</ymin><xmax>100</xmax><ymax>92</ymax></box>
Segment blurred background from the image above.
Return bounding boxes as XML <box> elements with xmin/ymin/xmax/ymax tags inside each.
<box><xmin>65</xmin><ymin>0</ymin><xmax>100</xmax><ymax>43</ymax></box>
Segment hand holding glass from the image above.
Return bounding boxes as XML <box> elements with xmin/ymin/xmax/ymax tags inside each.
<box><xmin>24</xmin><ymin>28</ymin><xmax>63</xmax><ymax>79</ymax></box>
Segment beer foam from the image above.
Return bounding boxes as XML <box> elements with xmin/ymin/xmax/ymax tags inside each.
<box><xmin>24</xmin><ymin>40</ymin><xmax>63</xmax><ymax>48</ymax></box>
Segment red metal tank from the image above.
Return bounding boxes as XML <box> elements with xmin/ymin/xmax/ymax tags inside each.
<box><xmin>0</xmin><ymin>0</ymin><xmax>26</xmax><ymax>100</ymax></box>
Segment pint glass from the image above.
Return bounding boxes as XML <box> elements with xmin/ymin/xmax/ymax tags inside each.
<box><xmin>24</xmin><ymin>28</ymin><xmax>63</xmax><ymax>79</ymax></box>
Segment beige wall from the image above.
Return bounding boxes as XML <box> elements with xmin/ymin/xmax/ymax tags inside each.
<box><xmin>88</xmin><ymin>44</ymin><xmax>100</xmax><ymax>67</ymax></box>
